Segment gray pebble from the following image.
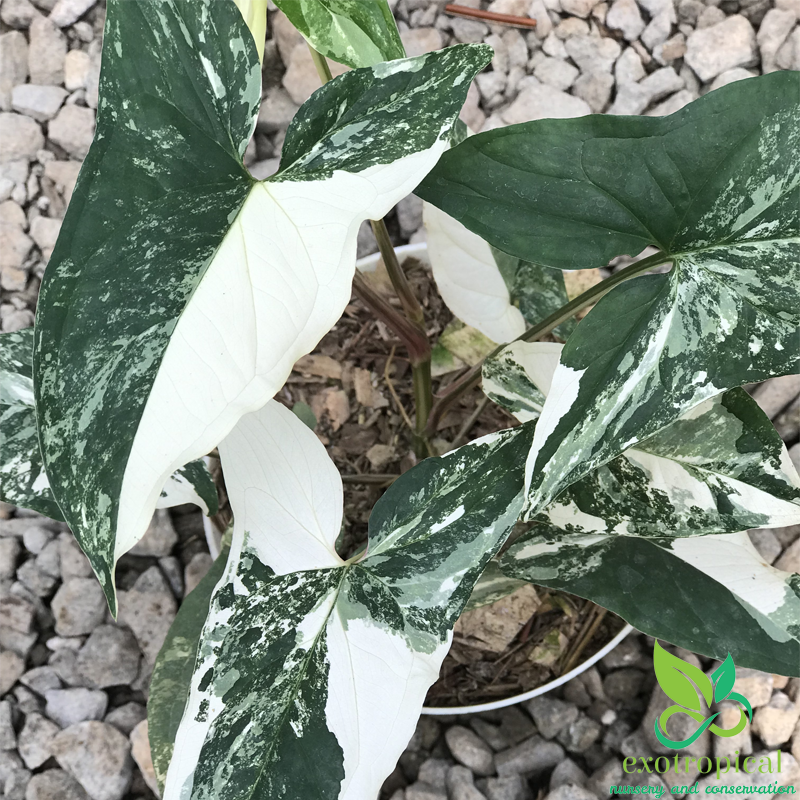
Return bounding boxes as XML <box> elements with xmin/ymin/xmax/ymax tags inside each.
<box><xmin>446</xmin><ymin>725</ymin><xmax>495</xmax><ymax>776</ymax></box>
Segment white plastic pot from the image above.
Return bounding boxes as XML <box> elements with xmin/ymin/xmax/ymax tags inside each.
<box><xmin>356</xmin><ymin>241</ymin><xmax>635</xmax><ymax>714</ymax></box>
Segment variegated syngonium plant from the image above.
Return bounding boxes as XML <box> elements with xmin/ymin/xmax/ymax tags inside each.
<box><xmin>1</xmin><ymin>0</ymin><xmax>799</xmax><ymax>796</ymax></box>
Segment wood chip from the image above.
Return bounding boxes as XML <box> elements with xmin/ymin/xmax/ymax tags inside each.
<box><xmin>293</xmin><ymin>354</ymin><xmax>343</xmax><ymax>380</ymax></box>
<box><xmin>353</xmin><ymin>368</ymin><xmax>374</xmax><ymax>406</ymax></box>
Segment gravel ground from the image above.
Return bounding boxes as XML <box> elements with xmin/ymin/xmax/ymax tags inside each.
<box><xmin>1</xmin><ymin>0</ymin><xmax>800</xmax><ymax>798</ymax></box>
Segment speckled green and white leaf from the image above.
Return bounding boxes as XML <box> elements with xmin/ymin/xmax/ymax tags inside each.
<box><xmin>0</xmin><ymin>329</ymin><xmax>60</xmax><ymax>520</ymax></box>
<box><xmin>423</xmin><ymin>204</ymin><xmax>574</xmax><ymax>344</ymax></box>
<box><xmin>273</xmin><ymin>0</ymin><xmax>404</xmax><ymax>68</ymax></box>
<box><xmin>417</xmin><ymin>73</ymin><xmax>800</xmax><ymax>515</ymax></box>
<box><xmin>499</xmin><ymin>528</ymin><xmax>800</xmax><ymax>676</ymax></box>
<box><xmin>34</xmin><ymin>0</ymin><xmax>491</xmax><ymax>614</ymax></box>
<box><xmin>149</xmin><ymin>543</ymin><xmax>230</xmax><ymax>794</ymax></box>
<box><xmin>156</xmin><ymin>460</ymin><xmax>219</xmax><ymax>517</ymax></box>
<box><xmin>487</xmin><ymin>341</ymin><xmax>800</xmax><ymax>534</ymax></box>
<box><xmin>481</xmin><ymin>341</ymin><xmax>562</xmax><ymax>422</ymax></box>
<box><xmin>165</xmin><ymin>401</ymin><xmax>533</xmax><ymax>800</ymax></box>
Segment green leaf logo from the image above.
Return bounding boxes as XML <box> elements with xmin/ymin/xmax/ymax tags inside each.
<box><xmin>653</xmin><ymin>641</ymin><xmax>752</xmax><ymax>749</ymax></box>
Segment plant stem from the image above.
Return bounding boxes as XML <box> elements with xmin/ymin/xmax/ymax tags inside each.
<box><xmin>308</xmin><ymin>44</ymin><xmax>333</xmax><ymax>82</ymax></box>
<box><xmin>306</xmin><ymin>42</ymin><xmax>434</xmax><ymax>456</ymax></box>
<box><xmin>424</xmin><ymin>251</ymin><xmax>671</xmax><ymax>437</ymax></box>
<box><xmin>370</xmin><ymin>219</ymin><xmax>425</xmax><ymax>327</ymax></box>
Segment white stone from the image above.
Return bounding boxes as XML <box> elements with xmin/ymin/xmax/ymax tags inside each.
<box><xmin>639</xmin><ymin>65</ymin><xmax>684</xmax><ymax>102</ymax></box>
<box><xmin>28</xmin><ymin>17</ymin><xmax>66</xmax><ymax>84</ymax></box>
<box><xmin>64</xmin><ymin>49</ymin><xmax>90</xmax><ymax>92</ymax></box>
<box><xmin>560</xmin><ymin>0</ymin><xmax>600</xmax><ymax>17</ymax></box>
<box><xmin>776</xmin><ymin>27</ymin><xmax>800</xmax><ymax>70</ymax></box>
<box><xmin>0</xmin><ymin>112</ymin><xmax>45</xmax><ymax>162</ymax></box>
<box><xmin>47</xmin><ymin>104</ymin><xmax>95</xmax><ymax>159</ymax></box>
<box><xmin>0</xmin><ymin>32</ymin><xmax>28</xmax><ymax>111</ymax></box>
<box><xmin>281</xmin><ymin>42</ymin><xmax>347</xmax><ymax>105</ymax></box>
<box><xmin>564</xmin><ymin>35</ymin><xmax>621</xmax><ymax>73</ymax></box>
<box><xmin>528</xmin><ymin>0</ymin><xmax>553</xmax><ymax>37</ymax></box>
<box><xmin>645</xmin><ymin>88</ymin><xmax>696</xmax><ymax>115</ymax></box>
<box><xmin>615</xmin><ymin>47</ymin><xmax>646</xmax><ymax>84</ymax></box>
<box><xmin>534</xmin><ymin>57</ymin><xmax>579</xmax><ymax>90</ymax></box>
<box><xmin>501</xmin><ymin>83</ymin><xmax>591</xmax><ymax>123</ymax></box>
<box><xmin>757</xmin><ymin>8</ymin><xmax>797</xmax><ymax>72</ymax></box>
<box><xmin>29</xmin><ymin>214</ymin><xmax>61</xmax><ymax>259</ymax></box>
<box><xmin>48</xmin><ymin>0</ymin><xmax>94</xmax><ymax>26</ymax></box>
<box><xmin>573</xmin><ymin>70</ymin><xmax>615</xmax><ymax>111</ymax></box>
<box><xmin>45</xmin><ymin>689</ymin><xmax>108</xmax><ymax>728</ymax></box>
<box><xmin>543</xmin><ymin>32</ymin><xmax>569</xmax><ymax>59</ymax></box>
<box><xmin>709</xmin><ymin>67</ymin><xmax>758</xmax><ymax>91</ymax></box>
<box><xmin>130</xmin><ymin>720</ymin><xmax>160</xmax><ymax>797</ymax></box>
<box><xmin>11</xmin><ymin>84</ymin><xmax>66</xmax><ymax>122</ymax></box>
<box><xmin>606</xmin><ymin>0</ymin><xmax>646</xmax><ymax>40</ymax></box>
<box><xmin>641</xmin><ymin>9</ymin><xmax>675</xmax><ymax>50</ymax></box>
<box><xmin>685</xmin><ymin>15</ymin><xmax>758</xmax><ymax>82</ymax></box>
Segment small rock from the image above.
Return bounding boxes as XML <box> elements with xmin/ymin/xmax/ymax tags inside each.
<box><xmin>565</xmin><ymin>35</ymin><xmax>621</xmax><ymax>73</ymax></box>
<box><xmin>685</xmin><ymin>15</ymin><xmax>758</xmax><ymax>82</ymax></box>
<box><xmin>57</xmin><ymin>537</ymin><xmax>92</xmax><ymax>581</ymax></box>
<box><xmin>643</xmin><ymin>684</ymin><xmax>709</xmax><ymax>757</ymax></box>
<box><xmin>11</xmin><ymin>85</ymin><xmax>66</xmax><ymax>122</ymax></box>
<box><xmin>129</xmin><ymin>720</ymin><xmax>159</xmax><ymax>797</ymax></box>
<box><xmin>751</xmin><ymin>373</ymin><xmax>800</xmax><ymax>419</ymax></box>
<box><xmin>604</xmin><ymin>668</ymin><xmax>645</xmax><ymax>701</ymax></box>
<box><xmin>709</xmin><ymin>67</ymin><xmax>756</xmax><ymax>93</ymax></box>
<box><xmin>117</xmin><ymin>566</ymin><xmax>177</xmax><ymax>669</ymax></box>
<box><xmin>0</xmin><ymin>33</ymin><xmax>29</xmax><ymax>110</ymax></box>
<box><xmin>0</xmin><ymin>650</ymin><xmax>25</xmax><ymax>697</ymax></box>
<box><xmin>640</xmin><ymin>66</ymin><xmax>684</xmax><ymax>103</ymax></box>
<box><xmin>51</xmin><ymin>579</ymin><xmax>106</xmax><ymax>637</ymax></box>
<box><xmin>647</xmin><ymin>89</ymin><xmax>695</xmax><ymax>115</ymax></box>
<box><xmin>757</xmin><ymin>8</ymin><xmax>796</xmax><ymax>72</ymax></box>
<box><xmin>17</xmin><ymin>559</ymin><xmax>58</xmax><ymax>597</ymax></box>
<box><xmin>104</xmin><ymin>702</ymin><xmax>146</xmax><ymax>736</ymax></box>
<box><xmin>752</xmin><ymin>691</ymin><xmax>800</xmax><ymax>747</ymax></box>
<box><xmin>451</xmin><ymin>17</ymin><xmax>490</xmax><ymax>43</ymax></box>
<box><xmin>0</xmin><ymin>537</ymin><xmax>20</xmax><ymax>580</ymax></box>
<box><xmin>563</xmin><ymin>679</ymin><xmax>592</xmax><ymax>709</ymax></box>
<box><xmin>470</xmin><ymin>719</ymin><xmax>508</xmax><ymax>752</ymax></box>
<box><xmin>714</xmin><ymin>701</ymin><xmax>753</xmax><ymax>758</ymax></box>
<box><xmin>545</xmin><ymin>785</ymin><xmax>598</xmax><ymax>800</ymax></box>
<box><xmin>28</xmin><ymin>17</ymin><xmax>66</xmax><ymax>85</ymax></box>
<box><xmin>483</xmin><ymin>775</ymin><xmax>532</xmax><ymax>800</ymax></box>
<box><xmin>606</xmin><ymin>0</ymin><xmax>646</xmax><ymax>40</ymax></box>
<box><xmin>495</xmin><ymin>736</ymin><xmax>564</xmax><ymax>776</ymax></box>
<box><xmin>48</xmin><ymin>0</ymin><xmax>94</xmax><ymax>26</ymax></box>
<box><xmin>533</xmin><ymin>57</ymin><xmax>579</xmax><ymax>90</ymax></box>
<box><xmin>18</xmin><ymin>712</ymin><xmax>60</xmax><ymax>769</ymax></box>
<box><xmin>45</xmin><ymin>688</ymin><xmax>107</xmax><ymax>728</ymax></box>
<box><xmin>654</xmin><ymin>32</ymin><xmax>687</xmax><ymax>63</ymax></box>
<box><xmin>0</xmin><ymin>699</ymin><xmax>15</xmax><ymax>748</ymax></box>
<box><xmin>550</xmin><ymin>758</ymin><xmax>588</xmax><ymax>789</ymax></box>
<box><xmin>29</xmin><ymin>216</ymin><xmax>61</xmax><ymax>260</ymax></box>
<box><xmin>641</xmin><ymin>9</ymin><xmax>675</xmax><ymax>51</ymax></box>
<box><xmin>0</xmin><ymin>0</ymin><xmax>39</xmax><ymax>28</ymax></box>
<box><xmin>696</xmin><ymin>4</ymin><xmax>726</xmax><ymax>27</ymax></box>
<box><xmin>406</xmin><ymin>783</ymin><xmax>447</xmax><ymax>800</ymax></box>
<box><xmin>448</xmin><ymin>765</ymin><xmax>488</xmax><ymax>800</ymax></box>
<box><xmin>76</xmin><ymin>625</ymin><xmax>140</xmax><ymax>690</ymax></box>
<box><xmin>446</xmin><ymin>726</ymin><xmax>495</xmax><ymax>776</ymax></box>
<box><xmin>561</xmin><ymin>0</ymin><xmax>600</xmax><ymax>15</ymax></box>
<box><xmin>35</xmin><ymin>540</ymin><xmax>60</xmax><ymax>578</ymax></box>
<box><xmin>281</xmin><ymin>42</ymin><xmax>347</xmax><ymax>105</ymax></box>
<box><xmin>0</xmin><ymin>594</ymin><xmax>35</xmax><ymax>634</ymax></box>
<box><xmin>776</xmin><ymin>26</ymin><xmax>800</xmax><ymax>69</ymax></box>
<box><xmin>587</xmin><ymin>758</ymin><xmax>623</xmax><ymax>796</ymax></box>
<box><xmin>524</xmin><ymin>697</ymin><xmax>579</xmax><ymax>740</ymax></box>
<box><xmin>558</xmin><ymin>714</ymin><xmax>602</xmax><ymax>753</ymax></box>
<box><xmin>24</xmin><ymin>769</ymin><xmax>90</xmax><ymax>800</ymax></box>
<box><xmin>4</xmin><ymin>765</ymin><xmax>31</xmax><ymax>800</ymax></box>
<box><xmin>51</xmin><ymin>721</ymin><xmax>133</xmax><ymax>800</ymax></box>
<box><xmin>256</xmin><ymin>87</ymin><xmax>299</xmax><ymax>135</ymax></box>
<box><xmin>0</xmin><ymin>113</ymin><xmax>45</xmax><ymax>162</ymax></box>
<box><xmin>400</xmin><ymin>27</ymin><xmax>444</xmax><ymax>57</ymax></box>
<box><xmin>63</xmin><ymin>49</ymin><xmax>90</xmax><ymax>91</ymax></box>
<box><xmin>733</xmin><ymin>668</ymin><xmax>774</xmax><ymax>708</ymax></box>
<box><xmin>19</xmin><ymin>666</ymin><xmax>62</xmax><ymax>695</ymax></box>
<box><xmin>129</xmin><ymin>511</ymin><xmax>177</xmax><ymax>558</ymax></box>
<box><xmin>397</xmin><ymin>195</ymin><xmax>424</xmax><ymax>238</ymax></box>
<box><xmin>501</xmin><ymin>84</ymin><xmax>591</xmax><ymax>123</ymax></box>
<box><xmin>47</xmin><ymin>104</ymin><xmax>95</xmax><ymax>159</ymax></box>
<box><xmin>418</xmin><ymin>758</ymin><xmax>449</xmax><ymax>790</ymax></box>
<box><xmin>497</xmin><ymin>707</ymin><xmax>536</xmax><ymax>746</ymax></box>
<box><xmin>572</xmin><ymin>71</ymin><xmax>614</xmax><ymax>112</ymax></box>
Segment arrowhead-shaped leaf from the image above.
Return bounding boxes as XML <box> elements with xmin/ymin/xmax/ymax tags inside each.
<box><xmin>424</xmin><ymin>203</ymin><xmax>576</xmax><ymax>344</ymax></box>
<box><xmin>161</xmin><ymin>401</ymin><xmax>533</xmax><ymax>800</ymax></box>
<box><xmin>273</xmin><ymin>0</ymin><xmax>405</xmax><ymax>68</ymax></box>
<box><xmin>653</xmin><ymin>640</ymin><xmax>713</xmax><ymax>711</ymax></box>
<box><xmin>711</xmin><ymin>653</ymin><xmax>736</xmax><ymax>704</ymax></box>
<box><xmin>33</xmin><ymin>0</ymin><xmax>491</xmax><ymax>612</ymax></box>
<box><xmin>484</xmin><ymin>341</ymin><xmax>800</xmax><ymax>535</ymax></box>
<box><xmin>418</xmin><ymin>73</ymin><xmax>800</xmax><ymax>514</ymax></box>
<box><xmin>498</xmin><ymin>527</ymin><xmax>800</xmax><ymax>676</ymax></box>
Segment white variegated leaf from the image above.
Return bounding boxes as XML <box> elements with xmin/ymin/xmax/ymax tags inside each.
<box><xmin>163</xmin><ymin>401</ymin><xmax>533</xmax><ymax>800</ymax></box>
<box><xmin>499</xmin><ymin>527</ymin><xmax>800</xmax><ymax>675</ymax></box>
<box><xmin>33</xmin><ymin>0</ymin><xmax>491</xmax><ymax>612</ymax></box>
<box><xmin>484</xmin><ymin>341</ymin><xmax>800</xmax><ymax>535</ymax></box>
<box><xmin>423</xmin><ymin>204</ymin><xmax>576</xmax><ymax>344</ymax></box>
